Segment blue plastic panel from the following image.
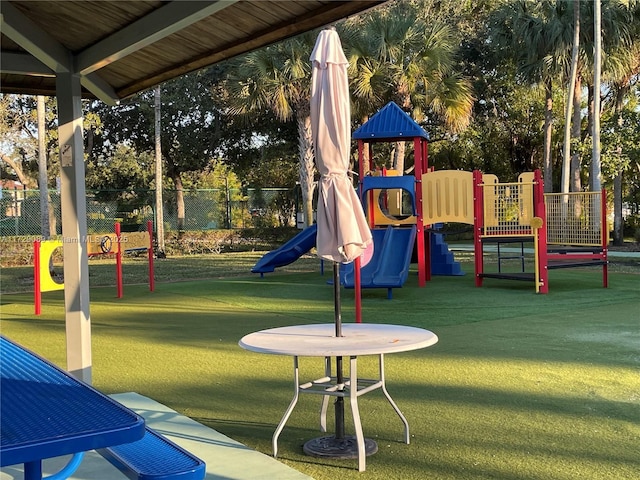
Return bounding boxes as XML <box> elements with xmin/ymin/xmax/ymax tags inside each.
<box><xmin>341</xmin><ymin>226</ymin><xmax>416</xmax><ymax>290</ymax></box>
<box><xmin>251</xmin><ymin>224</ymin><xmax>317</xmax><ymax>273</ymax></box>
<box><xmin>353</xmin><ymin>102</ymin><xmax>429</xmax><ymax>140</ymax></box>
<box><xmin>98</xmin><ymin>427</ymin><xmax>205</xmax><ymax>480</ymax></box>
<box><xmin>0</xmin><ymin>336</ymin><xmax>145</xmax><ymax>467</ymax></box>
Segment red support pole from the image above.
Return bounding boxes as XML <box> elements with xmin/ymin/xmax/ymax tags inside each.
<box><xmin>147</xmin><ymin>220</ymin><xmax>155</xmax><ymax>292</ymax></box>
<box><xmin>422</xmin><ymin>138</ymin><xmax>429</xmax><ymax>172</ymax></box>
<box><xmin>473</xmin><ymin>170</ymin><xmax>484</xmax><ymax>287</ymax></box>
<box><xmin>414</xmin><ymin>138</ymin><xmax>426</xmax><ymax>287</ymax></box>
<box><xmin>115</xmin><ymin>222</ymin><xmax>123</xmax><ymax>298</ymax></box>
<box><xmin>357</xmin><ymin>140</ymin><xmax>365</xmax><ymax>180</ymax></box>
<box><xmin>534</xmin><ymin>170</ymin><xmax>549</xmax><ymax>293</ymax></box>
<box><xmin>34</xmin><ymin>240</ymin><xmax>41</xmax><ymax>315</ymax></box>
<box><xmin>419</xmin><ymin>139</ymin><xmax>433</xmax><ymax>282</ymax></box>
<box><xmin>354</xmin><ymin>256</ymin><xmax>362</xmax><ymax>323</ymax></box>
<box><xmin>601</xmin><ymin>188</ymin><xmax>608</xmax><ymax>288</ymax></box>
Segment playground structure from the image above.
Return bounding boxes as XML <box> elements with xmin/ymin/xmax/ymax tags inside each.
<box><xmin>34</xmin><ymin>221</ymin><xmax>155</xmax><ymax>314</ymax></box>
<box><xmin>252</xmin><ymin>101</ymin><xmax>608</xmax><ymax>295</ymax></box>
<box><xmin>473</xmin><ymin>170</ymin><xmax>607</xmax><ymax>293</ymax></box>
<box><xmin>339</xmin><ymin>102</ymin><xmax>463</xmax><ymax>298</ymax></box>
<box><xmin>251</xmin><ymin>102</ymin><xmax>455</xmax><ymax>298</ymax></box>
<box><xmin>350</xmin><ymin>102</ymin><xmax>607</xmax><ymax>294</ymax></box>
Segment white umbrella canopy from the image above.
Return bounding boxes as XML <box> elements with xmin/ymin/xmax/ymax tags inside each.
<box><xmin>310</xmin><ymin>28</ymin><xmax>372</xmax><ymax>264</ymax></box>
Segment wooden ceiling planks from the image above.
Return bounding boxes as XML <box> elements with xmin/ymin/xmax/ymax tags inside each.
<box><xmin>1</xmin><ymin>0</ymin><xmax>386</xmax><ymax>100</ymax></box>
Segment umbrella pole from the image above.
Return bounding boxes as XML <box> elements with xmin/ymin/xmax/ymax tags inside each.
<box><xmin>333</xmin><ymin>262</ymin><xmax>342</xmax><ymax>337</ymax></box>
<box><xmin>332</xmin><ymin>262</ymin><xmax>345</xmax><ymax>440</ymax></box>
<box><xmin>303</xmin><ymin>261</ymin><xmax>377</xmax><ymax>461</ymax></box>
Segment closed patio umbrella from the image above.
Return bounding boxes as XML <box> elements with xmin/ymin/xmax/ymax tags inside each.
<box><xmin>304</xmin><ymin>27</ymin><xmax>374</xmax><ymax>460</ymax></box>
<box><xmin>311</xmin><ymin>29</ymin><xmax>371</xmax><ymax>269</ymax></box>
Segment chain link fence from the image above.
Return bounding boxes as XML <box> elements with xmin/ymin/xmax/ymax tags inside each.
<box><xmin>0</xmin><ymin>186</ymin><xmax>300</xmax><ymax>237</ymax></box>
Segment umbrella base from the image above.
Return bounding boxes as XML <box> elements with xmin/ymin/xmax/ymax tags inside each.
<box><xmin>303</xmin><ymin>435</ymin><xmax>378</xmax><ymax>459</ymax></box>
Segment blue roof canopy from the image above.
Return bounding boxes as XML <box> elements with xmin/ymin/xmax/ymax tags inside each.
<box><xmin>353</xmin><ymin>102</ymin><xmax>429</xmax><ymax>141</ymax></box>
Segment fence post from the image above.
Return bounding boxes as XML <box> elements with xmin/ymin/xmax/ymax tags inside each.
<box><xmin>34</xmin><ymin>240</ymin><xmax>41</xmax><ymax>315</ymax></box>
<box><xmin>225</xmin><ymin>177</ymin><xmax>231</xmax><ymax>229</ymax></box>
<box><xmin>148</xmin><ymin>220</ymin><xmax>155</xmax><ymax>292</ymax></box>
<box><xmin>115</xmin><ymin>222</ymin><xmax>123</xmax><ymax>298</ymax></box>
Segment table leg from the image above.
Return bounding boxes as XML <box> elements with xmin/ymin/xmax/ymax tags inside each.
<box><xmin>272</xmin><ymin>356</ymin><xmax>300</xmax><ymax>458</ymax></box>
<box><xmin>349</xmin><ymin>356</ymin><xmax>366</xmax><ymax>472</ymax></box>
<box><xmin>319</xmin><ymin>356</ymin><xmax>331</xmax><ymax>433</ymax></box>
<box><xmin>379</xmin><ymin>354</ymin><xmax>410</xmax><ymax>444</ymax></box>
<box><xmin>24</xmin><ymin>461</ymin><xmax>42</xmax><ymax>480</ymax></box>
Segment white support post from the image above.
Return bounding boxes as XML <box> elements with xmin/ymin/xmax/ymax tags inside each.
<box><xmin>56</xmin><ymin>70</ymin><xmax>92</xmax><ymax>383</ymax></box>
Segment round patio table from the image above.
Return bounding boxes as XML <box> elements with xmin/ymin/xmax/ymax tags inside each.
<box><xmin>239</xmin><ymin>323</ymin><xmax>438</xmax><ymax>471</ymax></box>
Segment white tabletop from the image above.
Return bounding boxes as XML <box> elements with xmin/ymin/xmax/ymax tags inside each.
<box><xmin>239</xmin><ymin>323</ymin><xmax>438</xmax><ymax>357</ymax></box>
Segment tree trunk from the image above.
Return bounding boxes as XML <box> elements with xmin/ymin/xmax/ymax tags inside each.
<box><xmin>362</xmin><ymin>141</ymin><xmax>371</xmax><ymax>175</ymax></box>
<box><xmin>297</xmin><ymin>110</ymin><xmax>315</xmax><ymax>228</ymax></box>
<box><xmin>613</xmin><ymin>172</ymin><xmax>623</xmax><ymax>246</ymax></box>
<box><xmin>154</xmin><ymin>86</ymin><xmax>166</xmax><ymax>257</ymax></box>
<box><xmin>393</xmin><ymin>141</ymin><xmax>406</xmax><ymax>174</ymax></box>
<box><xmin>360</xmin><ymin>116</ymin><xmax>371</xmax><ymax>175</ymax></box>
<box><xmin>543</xmin><ymin>77</ymin><xmax>553</xmax><ymax>192</ymax></box>
<box><xmin>392</xmin><ymin>91</ymin><xmax>412</xmax><ymax>174</ymax></box>
<box><xmin>591</xmin><ymin>0</ymin><xmax>602</xmax><ymax>193</ymax></box>
<box><xmin>49</xmin><ymin>201</ymin><xmax>57</xmax><ymax>236</ymax></box>
<box><xmin>561</xmin><ymin>0</ymin><xmax>580</xmax><ymax>194</ymax></box>
<box><xmin>37</xmin><ymin>95</ymin><xmax>50</xmax><ymax>239</ymax></box>
<box><xmin>612</xmin><ymin>85</ymin><xmax>628</xmax><ymax>246</ymax></box>
<box><xmin>1</xmin><ymin>153</ymin><xmax>34</xmax><ymax>188</ymax></box>
<box><xmin>570</xmin><ymin>75</ymin><xmax>582</xmax><ymax>193</ymax></box>
<box><xmin>168</xmin><ymin>165</ymin><xmax>186</xmax><ymax>231</ymax></box>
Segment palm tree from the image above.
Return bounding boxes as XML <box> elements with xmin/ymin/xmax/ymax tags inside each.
<box><xmin>601</xmin><ymin>1</ymin><xmax>640</xmax><ymax>244</ymax></box>
<box><xmin>490</xmin><ymin>0</ymin><xmax>574</xmax><ymax>192</ymax></box>
<box><xmin>225</xmin><ymin>34</ymin><xmax>317</xmax><ymax>227</ymax></box>
<box><xmin>561</xmin><ymin>0</ymin><xmax>581</xmax><ymax>194</ymax></box>
<box><xmin>345</xmin><ymin>1</ymin><xmax>474</xmax><ymax>174</ymax></box>
<box><xmin>491</xmin><ymin>1</ymin><xmax>633</xmax><ymax>194</ymax></box>
<box><xmin>579</xmin><ymin>0</ymin><xmax>636</xmax><ymax>192</ymax></box>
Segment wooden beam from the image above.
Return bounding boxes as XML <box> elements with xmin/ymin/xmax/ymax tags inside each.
<box><xmin>75</xmin><ymin>0</ymin><xmax>239</xmax><ymax>75</ymax></box>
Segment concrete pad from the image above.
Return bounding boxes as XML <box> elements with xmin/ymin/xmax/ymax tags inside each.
<box><xmin>1</xmin><ymin>392</ymin><xmax>313</xmax><ymax>480</ymax></box>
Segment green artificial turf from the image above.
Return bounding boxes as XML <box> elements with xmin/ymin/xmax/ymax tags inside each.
<box><xmin>1</xmin><ymin>256</ymin><xmax>639</xmax><ymax>480</ymax></box>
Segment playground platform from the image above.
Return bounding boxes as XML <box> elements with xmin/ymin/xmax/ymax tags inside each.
<box><xmin>448</xmin><ymin>243</ymin><xmax>640</xmax><ymax>259</ymax></box>
<box><xmin>0</xmin><ymin>392</ymin><xmax>312</xmax><ymax>480</ymax></box>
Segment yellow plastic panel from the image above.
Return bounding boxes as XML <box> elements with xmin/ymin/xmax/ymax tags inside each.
<box><xmin>482</xmin><ymin>174</ymin><xmax>499</xmax><ymax>227</ymax></box>
<box><xmin>119</xmin><ymin>232</ymin><xmax>150</xmax><ymax>251</ymax></box>
<box><xmin>87</xmin><ymin>233</ymin><xmax>119</xmax><ymax>255</ymax></box>
<box><xmin>518</xmin><ymin>172</ymin><xmax>535</xmax><ymax>225</ymax></box>
<box><xmin>39</xmin><ymin>240</ymin><xmax>64</xmax><ymax>292</ymax></box>
<box><xmin>422</xmin><ymin>170</ymin><xmax>474</xmax><ymax>225</ymax></box>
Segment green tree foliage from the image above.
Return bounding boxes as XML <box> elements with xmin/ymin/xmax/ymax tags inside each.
<box><xmin>88</xmin><ymin>70</ymin><xmax>224</xmax><ymax>229</ymax></box>
<box><xmin>223</xmin><ymin>32</ymin><xmax>317</xmax><ymax>227</ymax></box>
<box><xmin>344</xmin><ymin>0</ymin><xmax>475</xmax><ymax>173</ymax></box>
<box><xmin>0</xmin><ymin>94</ymin><xmax>100</xmax><ymax>188</ymax></box>
<box><xmin>3</xmin><ymin>0</ymin><xmax>638</xmax><ymax>239</ymax></box>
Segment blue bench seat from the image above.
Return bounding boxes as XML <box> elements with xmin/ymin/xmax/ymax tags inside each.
<box><xmin>97</xmin><ymin>426</ymin><xmax>205</xmax><ymax>480</ymax></box>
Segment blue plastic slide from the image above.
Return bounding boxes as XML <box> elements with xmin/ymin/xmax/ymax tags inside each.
<box><xmin>251</xmin><ymin>224</ymin><xmax>317</xmax><ymax>274</ymax></box>
<box><xmin>341</xmin><ymin>225</ymin><xmax>416</xmax><ymax>298</ymax></box>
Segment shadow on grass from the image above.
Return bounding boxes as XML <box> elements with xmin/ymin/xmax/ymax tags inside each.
<box><xmin>2</xmin><ymin>266</ymin><xmax>638</xmax><ymax>480</ymax></box>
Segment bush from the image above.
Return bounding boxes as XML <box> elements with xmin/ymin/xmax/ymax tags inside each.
<box><xmin>0</xmin><ymin>236</ymin><xmax>65</xmax><ymax>268</ymax></box>
<box><xmin>163</xmin><ymin>230</ymin><xmax>242</xmax><ymax>255</ymax></box>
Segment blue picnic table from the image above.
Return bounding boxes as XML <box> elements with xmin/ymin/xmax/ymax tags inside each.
<box><xmin>0</xmin><ymin>335</ymin><xmax>145</xmax><ymax>480</ymax></box>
